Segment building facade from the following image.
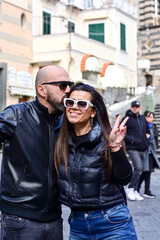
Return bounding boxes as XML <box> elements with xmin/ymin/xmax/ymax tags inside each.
<box><xmin>0</xmin><ymin>0</ymin><xmax>33</xmax><ymax>112</ymax></box>
<box><xmin>32</xmin><ymin>0</ymin><xmax>138</xmax><ymax>105</ymax></box>
<box><xmin>0</xmin><ymin>0</ymin><xmax>138</xmax><ymax>108</ymax></box>
<box><xmin>137</xmin><ymin>0</ymin><xmax>160</xmax><ymax>88</ymax></box>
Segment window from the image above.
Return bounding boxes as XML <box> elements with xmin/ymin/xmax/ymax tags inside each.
<box><xmin>43</xmin><ymin>11</ymin><xmax>51</xmax><ymax>35</ymax></box>
<box><xmin>82</xmin><ymin>71</ymin><xmax>98</xmax><ymax>83</ymax></box>
<box><xmin>68</xmin><ymin>21</ymin><xmax>75</xmax><ymax>33</ymax></box>
<box><xmin>86</xmin><ymin>0</ymin><xmax>93</xmax><ymax>8</ymax></box>
<box><xmin>120</xmin><ymin>23</ymin><xmax>126</xmax><ymax>51</ymax></box>
<box><xmin>89</xmin><ymin>23</ymin><xmax>104</xmax><ymax>43</ymax></box>
<box><xmin>21</xmin><ymin>13</ymin><xmax>27</xmax><ymax>30</ymax></box>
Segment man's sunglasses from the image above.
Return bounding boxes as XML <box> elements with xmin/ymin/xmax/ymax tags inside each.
<box><xmin>41</xmin><ymin>81</ymin><xmax>74</xmax><ymax>90</ymax></box>
<box><xmin>64</xmin><ymin>98</ymin><xmax>93</xmax><ymax>110</ymax></box>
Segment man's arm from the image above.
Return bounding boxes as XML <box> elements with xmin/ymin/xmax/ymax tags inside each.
<box><xmin>0</xmin><ymin>107</ymin><xmax>18</xmax><ymax>143</ymax></box>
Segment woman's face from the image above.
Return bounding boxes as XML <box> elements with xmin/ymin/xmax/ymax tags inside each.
<box><xmin>66</xmin><ymin>90</ymin><xmax>96</xmax><ymax>125</ymax></box>
<box><xmin>145</xmin><ymin>113</ymin><xmax>154</xmax><ymax>123</ymax></box>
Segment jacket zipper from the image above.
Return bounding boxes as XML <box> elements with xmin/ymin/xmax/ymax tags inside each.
<box><xmin>43</xmin><ymin>120</ymin><xmax>54</xmax><ymax>218</ymax></box>
<box><xmin>68</xmin><ymin>149</ymin><xmax>79</xmax><ymax>208</ymax></box>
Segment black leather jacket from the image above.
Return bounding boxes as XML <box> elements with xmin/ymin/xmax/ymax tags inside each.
<box><xmin>0</xmin><ymin>98</ymin><xmax>61</xmax><ymax>222</ymax></box>
<box><xmin>59</xmin><ymin>122</ymin><xmax>132</xmax><ymax>211</ymax></box>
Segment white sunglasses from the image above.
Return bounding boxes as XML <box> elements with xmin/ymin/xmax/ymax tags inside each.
<box><xmin>64</xmin><ymin>98</ymin><xmax>93</xmax><ymax>110</ymax></box>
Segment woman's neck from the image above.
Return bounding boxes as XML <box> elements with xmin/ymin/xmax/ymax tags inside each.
<box><xmin>74</xmin><ymin>122</ymin><xmax>92</xmax><ymax>136</ymax></box>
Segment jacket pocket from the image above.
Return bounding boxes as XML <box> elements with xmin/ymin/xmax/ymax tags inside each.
<box><xmin>11</xmin><ymin>165</ymin><xmax>28</xmax><ymax>196</ymax></box>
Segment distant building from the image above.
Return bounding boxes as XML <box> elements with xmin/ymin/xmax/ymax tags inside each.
<box><xmin>32</xmin><ymin>0</ymin><xmax>138</xmax><ymax>105</ymax></box>
<box><xmin>0</xmin><ymin>0</ymin><xmax>34</xmax><ymax>111</ymax></box>
<box><xmin>0</xmin><ymin>0</ymin><xmax>138</xmax><ymax>107</ymax></box>
<box><xmin>137</xmin><ymin>0</ymin><xmax>160</xmax><ymax>89</ymax></box>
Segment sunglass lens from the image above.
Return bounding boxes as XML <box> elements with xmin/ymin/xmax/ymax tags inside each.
<box><xmin>60</xmin><ymin>82</ymin><xmax>74</xmax><ymax>90</ymax></box>
<box><xmin>60</xmin><ymin>83</ymin><xmax>67</xmax><ymax>90</ymax></box>
<box><xmin>77</xmin><ymin>101</ymin><xmax>87</xmax><ymax>109</ymax></box>
<box><xmin>66</xmin><ymin>99</ymin><xmax>74</xmax><ymax>108</ymax></box>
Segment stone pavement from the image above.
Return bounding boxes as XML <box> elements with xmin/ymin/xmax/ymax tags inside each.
<box><xmin>62</xmin><ymin>168</ymin><xmax>160</xmax><ymax>240</ymax></box>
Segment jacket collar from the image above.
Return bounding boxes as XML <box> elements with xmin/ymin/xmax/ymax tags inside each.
<box><xmin>68</xmin><ymin>122</ymin><xmax>102</xmax><ymax>147</ymax></box>
<box><xmin>34</xmin><ymin>97</ymin><xmax>63</xmax><ymax>129</ymax></box>
<box><xmin>35</xmin><ymin>97</ymin><xmax>49</xmax><ymax>115</ymax></box>
<box><xmin>125</xmin><ymin>109</ymin><xmax>140</xmax><ymax>118</ymax></box>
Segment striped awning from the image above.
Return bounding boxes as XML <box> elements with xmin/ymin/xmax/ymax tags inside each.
<box><xmin>8</xmin><ymin>86</ymin><xmax>35</xmax><ymax>97</ymax></box>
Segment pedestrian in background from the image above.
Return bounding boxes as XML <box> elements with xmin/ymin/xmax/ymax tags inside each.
<box><xmin>0</xmin><ymin>65</ymin><xmax>73</xmax><ymax>240</ymax></box>
<box><xmin>123</xmin><ymin>101</ymin><xmax>150</xmax><ymax>201</ymax></box>
<box><xmin>138</xmin><ymin>111</ymin><xmax>160</xmax><ymax>198</ymax></box>
<box><xmin>55</xmin><ymin>83</ymin><xmax>137</xmax><ymax>240</ymax></box>
<box><xmin>145</xmin><ymin>83</ymin><xmax>155</xmax><ymax>112</ymax></box>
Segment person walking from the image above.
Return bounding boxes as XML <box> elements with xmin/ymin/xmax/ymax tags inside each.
<box><xmin>138</xmin><ymin>111</ymin><xmax>160</xmax><ymax>198</ymax></box>
<box><xmin>55</xmin><ymin>83</ymin><xmax>137</xmax><ymax>240</ymax></box>
<box><xmin>145</xmin><ymin>83</ymin><xmax>155</xmax><ymax>112</ymax></box>
<box><xmin>123</xmin><ymin>101</ymin><xmax>150</xmax><ymax>201</ymax></box>
<box><xmin>0</xmin><ymin>65</ymin><xmax>73</xmax><ymax>240</ymax></box>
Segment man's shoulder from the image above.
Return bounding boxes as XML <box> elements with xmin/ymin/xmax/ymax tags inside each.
<box><xmin>4</xmin><ymin>101</ymin><xmax>36</xmax><ymax>115</ymax></box>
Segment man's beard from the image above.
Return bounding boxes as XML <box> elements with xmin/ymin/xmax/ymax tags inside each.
<box><xmin>47</xmin><ymin>95</ymin><xmax>65</xmax><ymax>112</ymax></box>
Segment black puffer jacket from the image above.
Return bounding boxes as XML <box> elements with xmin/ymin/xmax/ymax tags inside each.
<box><xmin>123</xmin><ymin>110</ymin><xmax>150</xmax><ymax>151</ymax></box>
<box><xmin>59</xmin><ymin>122</ymin><xmax>132</xmax><ymax>210</ymax></box>
<box><xmin>0</xmin><ymin>98</ymin><xmax>61</xmax><ymax>222</ymax></box>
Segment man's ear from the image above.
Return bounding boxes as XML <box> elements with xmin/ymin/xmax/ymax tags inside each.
<box><xmin>37</xmin><ymin>84</ymin><xmax>47</xmax><ymax>98</ymax></box>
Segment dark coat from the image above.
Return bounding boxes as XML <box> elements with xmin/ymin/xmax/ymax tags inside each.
<box><xmin>153</xmin><ymin>123</ymin><xmax>159</xmax><ymax>148</ymax></box>
<box><xmin>0</xmin><ymin>98</ymin><xmax>61</xmax><ymax>222</ymax></box>
<box><xmin>123</xmin><ymin>110</ymin><xmax>150</xmax><ymax>151</ymax></box>
<box><xmin>148</xmin><ymin>123</ymin><xmax>160</xmax><ymax>169</ymax></box>
<box><xmin>59</xmin><ymin>122</ymin><xmax>132</xmax><ymax>210</ymax></box>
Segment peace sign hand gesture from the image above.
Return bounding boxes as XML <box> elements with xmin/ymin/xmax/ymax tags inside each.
<box><xmin>109</xmin><ymin>115</ymin><xmax>129</xmax><ymax>151</ymax></box>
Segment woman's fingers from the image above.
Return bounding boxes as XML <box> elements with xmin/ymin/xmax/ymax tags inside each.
<box><xmin>120</xmin><ymin>117</ymin><xmax>129</xmax><ymax>127</ymax></box>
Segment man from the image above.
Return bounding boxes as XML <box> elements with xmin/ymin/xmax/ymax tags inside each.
<box><xmin>123</xmin><ymin>101</ymin><xmax>150</xmax><ymax>201</ymax></box>
<box><xmin>0</xmin><ymin>65</ymin><xmax>74</xmax><ymax>240</ymax></box>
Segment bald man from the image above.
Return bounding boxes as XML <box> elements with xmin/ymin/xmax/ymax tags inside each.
<box><xmin>0</xmin><ymin>66</ymin><xmax>74</xmax><ymax>240</ymax></box>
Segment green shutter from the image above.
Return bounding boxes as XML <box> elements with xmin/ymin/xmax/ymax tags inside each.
<box><xmin>68</xmin><ymin>21</ymin><xmax>75</xmax><ymax>33</ymax></box>
<box><xmin>89</xmin><ymin>23</ymin><xmax>104</xmax><ymax>43</ymax></box>
<box><xmin>120</xmin><ymin>23</ymin><xmax>126</xmax><ymax>51</ymax></box>
<box><xmin>43</xmin><ymin>12</ymin><xmax>51</xmax><ymax>35</ymax></box>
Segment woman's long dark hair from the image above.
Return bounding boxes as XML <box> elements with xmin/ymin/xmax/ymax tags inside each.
<box><xmin>54</xmin><ymin>83</ymin><xmax>113</xmax><ymax>179</ymax></box>
<box><xmin>144</xmin><ymin>110</ymin><xmax>154</xmax><ymax>117</ymax></box>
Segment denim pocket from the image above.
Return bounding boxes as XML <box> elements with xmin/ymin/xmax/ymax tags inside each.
<box><xmin>4</xmin><ymin>214</ymin><xmax>26</xmax><ymax>229</ymax></box>
<box><xmin>103</xmin><ymin>204</ymin><xmax>130</xmax><ymax>224</ymax></box>
<box><xmin>68</xmin><ymin>214</ymin><xmax>74</xmax><ymax>226</ymax></box>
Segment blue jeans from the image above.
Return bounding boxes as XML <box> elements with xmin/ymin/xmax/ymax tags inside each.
<box><xmin>127</xmin><ymin>150</ymin><xmax>148</xmax><ymax>190</ymax></box>
<box><xmin>68</xmin><ymin>204</ymin><xmax>137</xmax><ymax>240</ymax></box>
<box><xmin>1</xmin><ymin>213</ymin><xmax>63</xmax><ymax>240</ymax></box>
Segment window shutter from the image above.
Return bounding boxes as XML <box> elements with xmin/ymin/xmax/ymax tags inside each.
<box><xmin>120</xmin><ymin>23</ymin><xmax>126</xmax><ymax>51</ymax></box>
<box><xmin>89</xmin><ymin>23</ymin><xmax>104</xmax><ymax>43</ymax></box>
<box><xmin>43</xmin><ymin>12</ymin><xmax>51</xmax><ymax>35</ymax></box>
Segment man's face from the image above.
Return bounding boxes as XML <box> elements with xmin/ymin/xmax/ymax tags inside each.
<box><xmin>44</xmin><ymin>69</ymin><xmax>71</xmax><ymax>113</ymax></box>
<box><xmin>131</xmin><ymin>105</ymin><xmax>140</xmax><ymax>114</ymax></box>
<box><xmin>46</xmin><ymin>83</ymin><xmax>71</xmax><ymax>112</ymax></box>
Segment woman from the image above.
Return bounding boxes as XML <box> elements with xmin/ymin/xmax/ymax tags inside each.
<box><xmin>138</xmin><ymin>111</ymin><xmax>160</xmax><ymax>198</ymax></box>
<box><xmin>55</xmin><ymin>83</ymin><xmax>137</xmax><ymax>240</ymax></box>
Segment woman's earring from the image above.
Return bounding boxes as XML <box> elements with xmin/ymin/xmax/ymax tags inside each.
<box><xmin>91</xmin><ymin>117</ymin><xmax>94</xmax><ymax>127</ymax></box>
